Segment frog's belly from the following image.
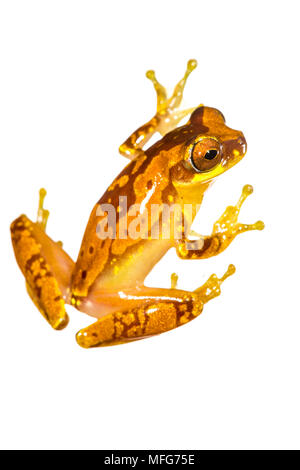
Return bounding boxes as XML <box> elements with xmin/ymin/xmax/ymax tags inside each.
<box><xmin>90</xmin><ymin>238</ymin><xmax>172</xmax><ymax>292</ymax></box>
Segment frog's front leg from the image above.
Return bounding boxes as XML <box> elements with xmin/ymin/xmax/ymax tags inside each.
<box><xmin>10</xmin><ymin>189</ymin><xmax>75</xmax><ymax>329</ymax></box>
<box><xmin>119</xmin><ymin>59</ymin><xmax>197</xmax><ymax>160</ymax></box>
<box><xmin>75</xmin><ymin>265</ymin><xmax>234</xmax><ymax>348</ymax></box>
<box><xmin>176</xmin><ymin>185</ymin><xmax>265</xmax><ymax>260</ymax></box>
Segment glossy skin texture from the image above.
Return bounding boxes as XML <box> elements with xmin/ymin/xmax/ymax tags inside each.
<box><xmin>11</xmin><ymin>60</ymin><xmax>264</xmax><ymax>347</ymax></box>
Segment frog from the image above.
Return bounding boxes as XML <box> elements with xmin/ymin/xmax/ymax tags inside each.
<box><xmin>10</xmin><ymin>59</ymin><xmax>264</xmax><ymax>348</ymax></box>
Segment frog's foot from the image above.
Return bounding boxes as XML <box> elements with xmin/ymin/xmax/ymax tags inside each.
<box><xmin>213</xmin><ymin>185</ymin><xmax>265</xmax><ymax>242</ymax></box>
<box><xmin>10</xmin><ymin>196</ymin><xmax>75</xmax><ymax>329</ymax></box>
<box><xmin>119</xmin><ymin>59</ymin><xmax>198</xmax><ymax>160</ymax></box>
<box><xmin>146</xmin><ymin>59</ymin><xmax>198</xmax><ymax>136</ymax></box>
<box><xmin>194</xmin><ymin>264</ymin><xmax>236</xmax><ymax>304</ymax></box>
<box><xmin>176</xmin><ymin>185</ymin><xmax>264</xmax><ymax>260</ymax></box>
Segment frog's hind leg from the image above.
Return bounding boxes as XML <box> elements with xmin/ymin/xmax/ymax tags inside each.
<box><xmin>119</xmin><ymin>59</ymin><xmax>198</xmax><ymax>160</ymax></box>
<box><xmin>10</xmin><ymin>189</ymin><xmax>75</xmax><ymax>330</ymax></box>
<box><xmin>75</xmin><ymin>264</ymin><xmax>235</xmax><ymax>348</ymax></box>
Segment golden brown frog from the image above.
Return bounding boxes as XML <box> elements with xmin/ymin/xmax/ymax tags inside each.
<box><xmin>11</xmin><ymin>59</ymin><xmax>264</xmax><ymax>348</ymax></box>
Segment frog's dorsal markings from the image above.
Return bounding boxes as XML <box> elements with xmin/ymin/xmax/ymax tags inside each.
<box><xmin>108</xmin><ymin>174</ymin><xmax>129</xmax><ymax>192</ymax></box>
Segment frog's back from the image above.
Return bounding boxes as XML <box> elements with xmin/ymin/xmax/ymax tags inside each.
<box><xmin>71</xmin><ymin>151</ymin><xmax>175</xmax><ymax>297</ymax></box>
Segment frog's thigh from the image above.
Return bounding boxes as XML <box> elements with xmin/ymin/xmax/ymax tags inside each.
<box><xmin>11</xmin><ymin>215</ymin><xmax>75</xmax><ymax>329</ymax></box>
<box><xmin>76</xmin><ymin>296</ymin><xmax>203</xmax><ymax>348</ymax></box>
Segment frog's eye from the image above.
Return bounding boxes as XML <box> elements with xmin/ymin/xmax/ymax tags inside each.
<box><xmin>189</xmin><ymin>138</ymin><xmax>222</xmax><ymax>172</ymax></box>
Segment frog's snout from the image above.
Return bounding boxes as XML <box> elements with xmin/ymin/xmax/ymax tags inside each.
<box><xmin>230</xmin><ymin>133</ymin><xmax>247</xmax><ymax>158</ymax></box>
<box><xmin>221</xmin><ymin>132</ymin><xmax>247</xmax><ymax>170</ymax></box>
<box><xmin>237</xmin><ymin>133</ymin><xmax>247</xmax><ymax>156</ymax></box>
<box><xmin>230</xmin><ymin>133</ymin><xmax>247</xmax><ymax>160</ymax></box>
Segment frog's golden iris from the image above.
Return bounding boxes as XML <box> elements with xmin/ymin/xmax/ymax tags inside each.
<box><xmin>189</xmin><ymin>137</ymin><xmax>222</xmax><ymax>172</ymax></box>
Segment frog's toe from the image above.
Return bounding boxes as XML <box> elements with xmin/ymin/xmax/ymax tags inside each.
<box><xmin>170</xmin><ymin>272</ymin><xmax>178</xmax><ymax>289</ymax></box>
<box><xmin>146</xmin><ymin>69</ymin><xmax>168</xmax><ymax>112</ymax></box>
<box><xmin>36</xmin><ymin>188</ymin><xmax>49</xmax><ymax>231</ymax></box>
<box><xmin>166</xmin><ymin>59</ymin><xmax>197</xmax><ymax>111</ymax></box>
<box><xmin>237</xmin><ymin>220</ymin><xmax>265</xmax><ymax>233</ymax></box>
<box><xmin>255</xmin><ymin>220</ymin><xmax>265</xmax><ymax>230</ymax></box>
<box><xmin>194</xmin><ymin>264</ymin><xmax>236</xmax><ymax>304</ymax></box>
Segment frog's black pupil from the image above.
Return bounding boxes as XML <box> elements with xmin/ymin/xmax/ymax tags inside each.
<box><xmin>204</xmin><ymin>149</ymin><xmax>218</xmax><ymax>160</ymax></box>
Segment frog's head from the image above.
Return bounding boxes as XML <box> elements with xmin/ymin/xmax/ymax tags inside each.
<box><xmin>187</xmin><ymin>106</ymin><xmax>246</xmax><ymax>171</ymax></box>
<box><xmin>164</xmin><ymin>106</ymin><xmax>246</xmax><ymax>202</ymax></box>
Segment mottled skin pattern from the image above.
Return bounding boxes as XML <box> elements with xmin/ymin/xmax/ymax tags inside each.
<box><xmin>10</xmin><ymin>60</ymin><xmax>264</xmax><ymax>348</ymax></box>
<box><xmin>11</xmin><ymin>214</ymin><xmax>72</xmax><ymax>330</ymax></box>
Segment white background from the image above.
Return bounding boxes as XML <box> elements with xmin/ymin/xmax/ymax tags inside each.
<box><xmin>1</xmin><ymin>0</ymin><xmax>299</xmax><ymax>450</ymax></box>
